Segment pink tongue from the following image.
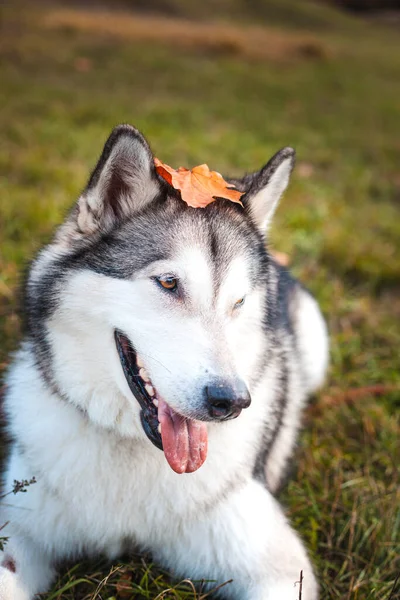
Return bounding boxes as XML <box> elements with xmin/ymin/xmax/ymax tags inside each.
<box><xmin>158</xmin><ymin>398</ymin><xmax>208</xmax><ymax>474</ymax></box>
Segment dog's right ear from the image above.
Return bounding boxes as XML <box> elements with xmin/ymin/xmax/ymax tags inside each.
<box><xmin>56</xmin><ymin>125</ymin><xmax>160</xmax><ymax>244</ymax></box>
<box><xmin>231</xmin><ymin>147</ymin><xmax>295</xmax><ymax>235</ymax></box>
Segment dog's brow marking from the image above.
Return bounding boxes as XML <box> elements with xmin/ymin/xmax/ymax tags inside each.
<box><xmin>217</xmin><ymin>256</ymin><xmax>250</xmax><ymax>313</ymax></box>
<box><xmin>179</xmin><ymin>246</ymin><xmax>214</xmax><ymax>310</ymax></box>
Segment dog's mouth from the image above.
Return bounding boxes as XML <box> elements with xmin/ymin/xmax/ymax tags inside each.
<box><xmin>114</xmin><ymin>330</ymin><xmax>208</xmax><ymax>474</ymax></box>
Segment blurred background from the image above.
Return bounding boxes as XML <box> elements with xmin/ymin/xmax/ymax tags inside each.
<box><xmin>1</xmin><ymin>1</ymin><xmax>399</xmax><ymax>599</ymax></box>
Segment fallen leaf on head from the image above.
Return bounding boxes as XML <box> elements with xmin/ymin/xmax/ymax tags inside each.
<box><xmin>154</xmin><ymin>158</ymin><xmax>244</xmax><ymax>208</ymax></box>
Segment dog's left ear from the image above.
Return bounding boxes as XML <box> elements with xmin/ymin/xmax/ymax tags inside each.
<box><xmin>238</xmin><ymin>147</ymin><xmax>295</xmax><ymax>235</ymax></box>
<box><xmin>56</xmin><ymin>125</ymin><xmax>160</xmax><ymax>244</ymax></box>
<box><xmin>77</xmin><ymin>124</ymin><xmax>160</xmax><ymax>234</ymax></box>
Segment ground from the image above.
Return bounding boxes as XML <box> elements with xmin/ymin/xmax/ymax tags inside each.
<box><xmin>0</xmin><ymin>1</ymin><xmax>399</xmax><ymax>598</ymax></box>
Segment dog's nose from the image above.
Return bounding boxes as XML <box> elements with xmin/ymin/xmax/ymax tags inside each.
<box><xmin>205</xmin><ymin>379</ymin><xmax>251</xmax><ymax>420</ymax></box>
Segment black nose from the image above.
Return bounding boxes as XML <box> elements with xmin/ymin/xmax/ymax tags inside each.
<box><xmin>205</xmin><ymin>379</ymin><xmax>251</xmax><ymax>421</ymax></box>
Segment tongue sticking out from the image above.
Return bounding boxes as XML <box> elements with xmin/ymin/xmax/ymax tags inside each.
<box><xmin>158</xmin><ymin>398</ymin><xmax>208</xmax><ymax>474</ymax></box>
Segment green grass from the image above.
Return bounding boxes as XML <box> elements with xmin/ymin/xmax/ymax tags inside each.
<box><xmin>1</xmin><ymin>1</ymin><xmax>399</xmax><ymax>598</ymax></box>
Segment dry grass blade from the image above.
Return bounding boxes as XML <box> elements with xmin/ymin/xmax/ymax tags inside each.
<box><xmin>198</xmin><ymin>578</ymin><xmax>233</xmax><ymax>599</ymax></box>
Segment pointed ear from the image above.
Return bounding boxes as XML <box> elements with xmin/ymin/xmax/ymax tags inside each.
<box><xmin>240</xmin><ymin>147</ymin><xmax>295</xmax><ymax>234</ymax></box>
<box><xmin>57</xmin><ymin>124</ymin><xmax>161</xmax><ymax>244</ymax></box>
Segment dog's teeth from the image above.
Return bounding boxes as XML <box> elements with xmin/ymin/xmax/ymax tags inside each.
<box><xmin>139</xmin><ymin>368</ymin><xmax>150</xmax><ymax>383</ymax></box>
<box><xmin>158</xmin><ymin>423</ymin><xmax>162</xmax><ymax>434</ymax></box>
<box><xmin>153</xmin><ymin>398</ymin><xmax>159</xmax><ymax>407</ymax></box>
<box><xmin>145</xmin><ymin>384</ymin><xmax>155</xmax><ymax>397</ymax></box>
<box><xmin>136</xmin><ymin>356</ymin><xmax>144</xmax><ymax>368</ymax></box>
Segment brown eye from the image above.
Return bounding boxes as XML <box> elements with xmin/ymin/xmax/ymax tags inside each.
<box><xmin>234</xmin><ymin>297</ymin><xmax>245</xmax><ymax>309</ymax></box>
<box><xmin>157</xmin><ymin>275</ymin><xmax>178</xmax><ymax>291</ymax></box>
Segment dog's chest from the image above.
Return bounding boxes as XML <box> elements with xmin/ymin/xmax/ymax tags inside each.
<box><xmin>43</xmin><ymin>430</ymin><xmax>253</xmax><ymax>554</ymax></box>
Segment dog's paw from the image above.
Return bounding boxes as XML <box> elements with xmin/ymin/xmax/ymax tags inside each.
<box><xmin>0</xmin><ymin>566</ymin><xmax>29</xmax><ymax>600</ymax></box>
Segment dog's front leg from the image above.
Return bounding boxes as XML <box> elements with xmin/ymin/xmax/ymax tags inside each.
<box><xmin>156</xmin><ymin>479</ymin><xmax>318</xmax><ymax>600</ymax></box>
<box><xmin>0</xmin><ymin>531</ymin><xmax>55</xmax><ymax>600</ymax></box>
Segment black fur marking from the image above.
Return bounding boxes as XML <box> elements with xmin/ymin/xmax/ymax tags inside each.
<box><xmin>252</xmin><ymin>262</ymin><xmax>299</xmax><ymax>488</ymax></box>
<box><xmin>267</xmin><ymin>261</ymin><xmax>298</xmax><ymax>334</ymax></box>
<box><xmin>210</xmin><ymin>229</ymin><xmax>219</xmax><ymax>262</ymax></box>
<box><xmin>252</xmin><ymin>359</ymin><xmax>288</xmax><ymax>487</ymax></box>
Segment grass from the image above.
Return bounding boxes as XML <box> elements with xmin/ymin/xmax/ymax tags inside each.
<box><xmin>1</xmin><ymin>1</ymin><xmax>399</xmax><ymax>598</ymax></box>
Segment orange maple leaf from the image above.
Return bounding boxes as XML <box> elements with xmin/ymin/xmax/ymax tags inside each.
<box><xmin>154</xmin><ymin>158</ymin><xmax>243</xmax><ymax>208</ymax></box>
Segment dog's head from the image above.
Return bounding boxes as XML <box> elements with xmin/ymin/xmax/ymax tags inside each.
<box><xmin>26</xmin><ymin>125</ymin><xmax>295</xmax><ymax>473</ymax></box>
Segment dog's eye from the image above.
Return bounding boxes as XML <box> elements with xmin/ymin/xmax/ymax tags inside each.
<box><xmin>234</xmin><ymin>297</ymin><xmax>245</xmax><ymax>309</ymax></box>
<box><xmin>157</xmin><ymin>275</ymin><xmax>178</xmax><ymax>292</ymax></box>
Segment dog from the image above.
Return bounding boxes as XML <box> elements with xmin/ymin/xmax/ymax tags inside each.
<box><xmin>0</xmin><ymin>124</ymin><xmax>328</xmax><ymax>599</ymax></box>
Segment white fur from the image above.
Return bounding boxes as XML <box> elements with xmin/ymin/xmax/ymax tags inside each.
<box><xmin>176</xmin><ymin>246</ymin><xmax>215</xmax><ymax>309</ymax></box>
<box><xmin>2</xmin><ymin>348</ymin><xmax>317</xmax><ymax>599</ymax></box>
<box><xmin>1</xmin><ymin>244</ymin><xmax>322</xmax><ymax>599</ymax></box>
<box><xmin>295</xmin><ymin>290</ymin><xmax>329</xmax><ymax>393</ymax></box>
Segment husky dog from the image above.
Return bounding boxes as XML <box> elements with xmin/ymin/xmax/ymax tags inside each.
<box><xmin>0</xmin><ymin>125</ymin><xmax>328</xmax><ymax>600</ymax></box>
